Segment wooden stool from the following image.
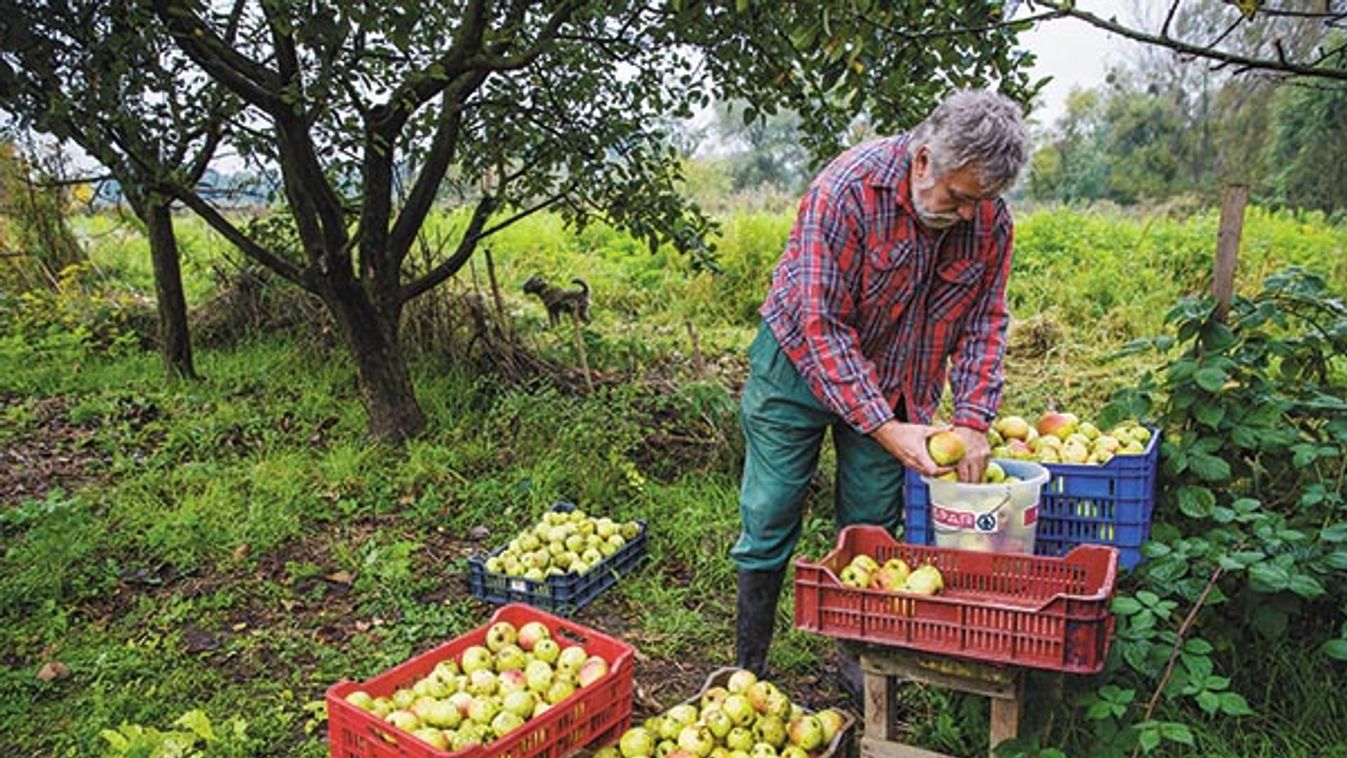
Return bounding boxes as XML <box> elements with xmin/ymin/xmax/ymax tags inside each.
<box><xmin>855</xmin><ymin>646</ymin><xmax>1024</xmax><ymax>758</ymax></box>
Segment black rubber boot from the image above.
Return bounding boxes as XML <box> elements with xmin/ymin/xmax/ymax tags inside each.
<box><xmin>734</xmin><ymin>568</ymin><xmax>786</xmax><ymax>677</ymax></box>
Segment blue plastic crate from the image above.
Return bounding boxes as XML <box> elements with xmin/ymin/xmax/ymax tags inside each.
<box><xmin>467</xmin><ymin>502</ymin><xmax>648</xmax><ymax>615</ymax></box>
<box><xmin>904</xmin><ymin>428</ymin><xmax>1159</xmax><ymax>569</ymax></box>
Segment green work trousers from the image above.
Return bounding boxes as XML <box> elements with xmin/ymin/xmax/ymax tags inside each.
<box><xmin>731</xmin><ymin>323</ymin><xmax>905</xmax><ymax>572</ymax></box>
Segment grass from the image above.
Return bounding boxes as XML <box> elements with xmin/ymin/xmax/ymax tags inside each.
<box><xmin>1</xmin><ymin>203</ymin><xmax>1345</xmax><ymax>756</ymax></box>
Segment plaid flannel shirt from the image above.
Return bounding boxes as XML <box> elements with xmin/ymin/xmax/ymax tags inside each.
<box><xmin>760</xmin><ymin>134</ymin><xmax>1014</xmax><ymax>435</ymax></box>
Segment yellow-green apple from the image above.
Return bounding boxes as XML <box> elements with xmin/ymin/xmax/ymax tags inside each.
<box><xmin>786</xmin><ymin>715</ymin><xmax>824</xmax><ymax>750</ymax></box>
<box><xmin>1036</xmin><ymin>410</ymin><xmax>1079</xmax><ymax>440</ymax></box>
<box><xmin>926</xmin><ymin>430</ymin><xmax>966</xmax><ymax>466</ymax></box>
<box><xmin>385</xmin><ymin>709</ymin><xmax>420</xmax><ymax>732</ymax></box>
<box><xmin>577</xmin><ymin>655</ymin><xmax>609</xmax><ymax>687</ymax></box>
<box><xmin>344</xmin><ymin>690</ymin><xmax>376</xmax><ymax>711</ymax></box>
<box><xmin>492</xmin><ymin>710</ymin><xmax>526</xmax><ymax>736</ymax></box>
<box><xmin>993</xmin><ymin>415</ymin><xmax>1031</xmax><ymax>441</ymax></box>
<box><xmin>620</xmin><ymin>727</ymin><xmax>655</xmax><ymax>758</ymax></box>
<box><xmin>726</xmin><ymin>669</ymin><xmax>757</xmax><ymax>694</ymax></box>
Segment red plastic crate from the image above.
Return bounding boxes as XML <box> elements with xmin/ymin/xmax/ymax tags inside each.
<box><xmin>793</xmin><ymin>526</ymin><xmax>1119</xmax><ymax>674</ymax></box>
<box><xmin>327</xmin><ymin>604</ymin><xmax>634</xmax><ymax>758</ymax></box>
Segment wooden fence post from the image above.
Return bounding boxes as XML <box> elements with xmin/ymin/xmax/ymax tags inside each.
<box><xmin>1212</xmin><ymin>184</ymin><xmax>1248</xmax><ymax>322</ymax></box>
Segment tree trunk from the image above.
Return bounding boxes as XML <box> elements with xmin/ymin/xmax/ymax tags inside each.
<box><xmin>322</xmin><ymin>278</ymin><xmax>426</xmax><ymax>442</ymax></box>
<box><xmin>142</xmin><ymin>196</ymin><xmax>199</xmax><ymax>380</ymax></box>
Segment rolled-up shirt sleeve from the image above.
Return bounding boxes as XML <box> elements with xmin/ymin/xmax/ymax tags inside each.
<box><xmin>948</xmin><ymin>205</ymin><xmax>1013</xmax><ymax>432</ymax></box>
<box><xmin>783</xmin><ymin>185</ymin><xmax>895</xmax><ymax>434</ymax></box>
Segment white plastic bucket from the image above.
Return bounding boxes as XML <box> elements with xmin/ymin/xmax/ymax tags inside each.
<box><xmin>920</xmin><ymin>459</ymin><xmax>1050</xmax><ymax>554</ymax></box>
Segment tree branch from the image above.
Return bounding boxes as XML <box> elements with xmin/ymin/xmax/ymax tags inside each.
<box><xmin>399</xmin><ymin>193</ymin><xmax>497</xmax><ymax>304</ymax></box>
<box><xmin>147</xmin><ymin>0</ymin><xmax>286</xmax><ymax>112</ymax></box>
<box><xmin>1031</xmin><ymin>0</ymin><xmax>1347</xmax><ymax>82</ymax></box>
<box><xmin>160</xmin><ymin>183</ymin><xmax>307</xmax><ymax>287</ymax></box>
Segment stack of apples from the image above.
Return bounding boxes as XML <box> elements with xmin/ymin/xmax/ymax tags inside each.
<box><xmin>836</xmin><ymin>553</ymin><xmax>944</xmax><ymax>597</ymax></box>
<box><xmin>988</xmin><ymin>411</ymin><xmax>1151</xmax><ymax>465</ymax></box>
<box><xmin>601</xmin><ymin>669</ymin><xmax>848</xmax><ymax>758</ymax></box>
<box><xmin>341</xmin><ymin>619</ymin><xmax>612</xmax><ymax>751</ymax></box>
<box><xmin>483</xmin><ymin>508</ymin><xmax>642</xmax><ymax>581</ymax></box>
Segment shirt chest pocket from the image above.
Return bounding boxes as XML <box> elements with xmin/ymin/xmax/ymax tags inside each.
<box><xmin>859</xmin><ymin>240</ymin><xmax>918</xmax><ymax>314</ymax></box>
<box><xmin>926</xmin><ymin>258</ymin><xmax>986</xmax><ymax>324</ymax></box>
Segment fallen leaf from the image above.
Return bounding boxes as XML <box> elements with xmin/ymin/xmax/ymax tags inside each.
<box><xmin>36</xmin><ymin>661</ymin><xmax>70</xmax><ymax>682</ymax></box>
<box><xmin>231</xmin><ymin>622</ymin><xmax>248</xmax><ymax>632</ymax></box>
<box><xmin>324</xmin><ymin>570</ymin><xmax>354</xmax><ymax>585</ymax></box>
<box><xmin>231</xmin><ymin>544</ymin><xmax>251</xmax><ymax>561</ymax></box>
<box><xmin>182</xmin><ymin>626</ymin><xmax>220</xmax><ymax>654</ymax></box>
<box><xmin>468</xmin><ymin>525</ymin><xmax>491</xmax><ymax>541</ymax></box>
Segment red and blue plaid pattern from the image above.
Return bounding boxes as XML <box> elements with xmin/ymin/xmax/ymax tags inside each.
<box><xmin>760</xmin><ymin>134</ymin><xmax>1013</xmax><ymax>434</ymax></box>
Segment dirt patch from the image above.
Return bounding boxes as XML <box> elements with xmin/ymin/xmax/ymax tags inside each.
<box><xmin>0</xmin><ymin>396</ymin><xmax>107</xmax><ymax>507</ymax></box>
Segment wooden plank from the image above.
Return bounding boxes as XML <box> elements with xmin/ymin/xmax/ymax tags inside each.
<box><xmin>860</xmin><ymin>735</ymin><xmax>954</xmax><ymax>758</ymax></box>
<box><xmin>860</xmin><ymin>651</ymin><xmax>1018</xmax><ymax>700</ymax></box>
<box><xmin>863</xmin><ymin>671</ymin><xmax>892</xmax><ymax>741</ymax></box>
<box><xmin>987</xmin><ymin>677</ymin><xmax>1024</xmax><ymax>757</ymax></box>
<box><xmin>1213</xmin><ymin>184</ymin><xmax>1249</xmax><ymax>322</ymax></box>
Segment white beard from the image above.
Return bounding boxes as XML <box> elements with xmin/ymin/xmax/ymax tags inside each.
<box><xmin>912</xmin><ymin>174</ymin><xmax>962</xmax><ymax>229</ymax></box>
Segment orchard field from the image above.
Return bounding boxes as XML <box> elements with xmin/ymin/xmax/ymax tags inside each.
<box><xmin>2</xmin><ymin>204</ymin><xmax>1346</xmax><ymax>757</ymax></box>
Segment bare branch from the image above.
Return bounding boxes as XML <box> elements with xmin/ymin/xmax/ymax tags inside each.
<box><xmin>158</xmin><ymin>182</ymin><xmax>307</xmax><ymax>287</ymax></box>
<box><xmin>1162</xmin><ymin>0</ymin><xmax>1181</xmax><ymax>39</ymax></box>
<box><xmin>1031</xmin><ymin>0</ymin><xmax>1347</xmax><ymax>82</ymax></box>
<box><xmin>148</xmin><ymin>0</ymin><xmax>286</xmax><ymax>112</ymax></box>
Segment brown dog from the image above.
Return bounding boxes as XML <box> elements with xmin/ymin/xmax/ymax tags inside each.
<box><xmin>523</xmin><ymin>275</ymin><xmax>592</xmax><ymax>328</ymax></box>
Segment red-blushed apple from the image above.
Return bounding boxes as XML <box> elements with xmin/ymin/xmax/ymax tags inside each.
<box><xmin>815</xmin><ymin>708</ymin><xmax>845</xmax><ymax>744</ymax></box>
<box><xmin>926</xmin><ymin>430</ymin><xmax>966</xmax><ymax>466</ymax></box>
<box><xmin>517</xmin><ymin>621</ymin><xmax>550</xmax><ymax>651</ymax></box>
<box><xmin>577</xmin><ymin>655</ymin><xmax>609</xmax><ymax>687</ymax></box>
<box><xmin>498</xmin><ymin>668</ymin><xmax>527</xmax><ymax>694</ymax></box>
<box><xmin>786</xmin><ymin>715</ymin><xmax>824</xmax><ymax>750</ymax></box>
<box><xmin>448</xmin><ymin>691</ymin><xmax>475</xmax><ymax>717</ymax></box>
<box><xmin>1036</xmin><ymin>410</ymin><xmax>1079</xmax><ymax>440</ymax></box>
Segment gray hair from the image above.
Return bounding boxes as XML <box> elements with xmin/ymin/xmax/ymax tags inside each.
<box><xmin>910</xmin><ymin>90</ymin><xmax>1030</xmax><ymax>194</ymax></box>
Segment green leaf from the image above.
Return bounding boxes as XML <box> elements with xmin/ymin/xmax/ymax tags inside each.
<box><xmin>1219</xmin><ymin>691</ymin><xmax>1255</xmax><ymax>716</ymax></box>
<box><xmin>1175</xmin><ymin>486</ymin><xmax>1215</xmax><ymax>518</ymax></box>
<box><xmin>1138</xmin><ymin>728</ymin><xmax>1161</xmax><ymax>753</ymax></box>
<box><xmin>1321</xmin><ymin>639</ymin><xmax>1347</xmax><ymax>661</ymax></box>
<box><xmin>1192</xmin><ymin>402</ymin><xmax>1225</xmax><ymax>428</ymax></box>
<box><xmin>1183</xmin><ymin>638</ymin><xmax>1213</xmax><ymax>654</ymax></box>
<box><xmin>174</xmin><ymin>710</ymin><xmax>216</xmax><ymax>742</ymax></box>
<box><xmin>1321</xmin><ymin>523</ymin><xmax>1347</xmax><ymax>542</ymax></box>
<box><xmin>1188</xmin><ymin>453</ymin><xmax>1232</xmax><ymax>483</ymax></box>
<box><xmin>1249</xmin><ymin>562</ymin><xmax>1290</xmax><ymax>592</ymax></box>
<box><xmin>1159</xmin><ymin>722</ymin><xmax>1195</xmax><ymax>745</ymax></box>
<box><xmin>1326</xmin><ymin>551</ymin><xmax>1347</xmax><ymax>570</ymax></box>
<box><xmin>1194</xmin><ymin>366</ymin><xmax>1229</xmax><ymax>392</ymax></box>
<box><xmin>1112</xmin><ymin>596</ymin><xmax>1143</xmax><ymax>614</ymax></box>
<box><xmin>1288</xmin><ymin>574</ymin><xmax>1325</xmax><ymax>598</ymax></box>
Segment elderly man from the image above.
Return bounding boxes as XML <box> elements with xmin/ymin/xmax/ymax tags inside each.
<box><xmin>733</xmin><ymin>90</ymin><xmax>1030</xmax><ymax>677</ymax></box>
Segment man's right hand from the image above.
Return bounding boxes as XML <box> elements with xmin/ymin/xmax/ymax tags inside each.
<box><xmin>870</xmin><ymin>420</ymin><xmax>953</xmax><ymax>477</ymax></box>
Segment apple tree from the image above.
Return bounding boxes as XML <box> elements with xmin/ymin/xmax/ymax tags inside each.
<box><xmin>0</xmin><ymin>2</ymin><xmax>243</xmax><ymax>380</ymax></box>
<box><xmin>27</xmin><ymin>0</ymin><xmax>1036</xmax><ymax>440</ymax></box>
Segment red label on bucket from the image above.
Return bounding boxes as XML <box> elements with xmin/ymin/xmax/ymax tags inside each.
<box><xmin>932</xmin><ymin>505</ymin><xmax>977</xmax><ymax>530</ymax></box>
<box><xmin>1024</xmin><ymin>505</ymin><xmax>1038</xmax><ymax>526</ymax></box>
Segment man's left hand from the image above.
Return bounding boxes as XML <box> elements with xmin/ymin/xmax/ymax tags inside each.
<box><xmin>953</xmin><ymin>426</ymin><xmax>990</xmax><ymax>483</ymax></box>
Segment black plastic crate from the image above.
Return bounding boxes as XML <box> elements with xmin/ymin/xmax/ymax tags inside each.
<box><xmin>467</xmin><ymin>502</ymin><xmax>648</xmax><ymax>615</ymax></box>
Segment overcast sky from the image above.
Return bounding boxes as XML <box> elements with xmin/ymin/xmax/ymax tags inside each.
<box><xmin>1017</xmin><ymin>1</ymin><xmax>1144</xmax><ymax>129</ymax></box>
